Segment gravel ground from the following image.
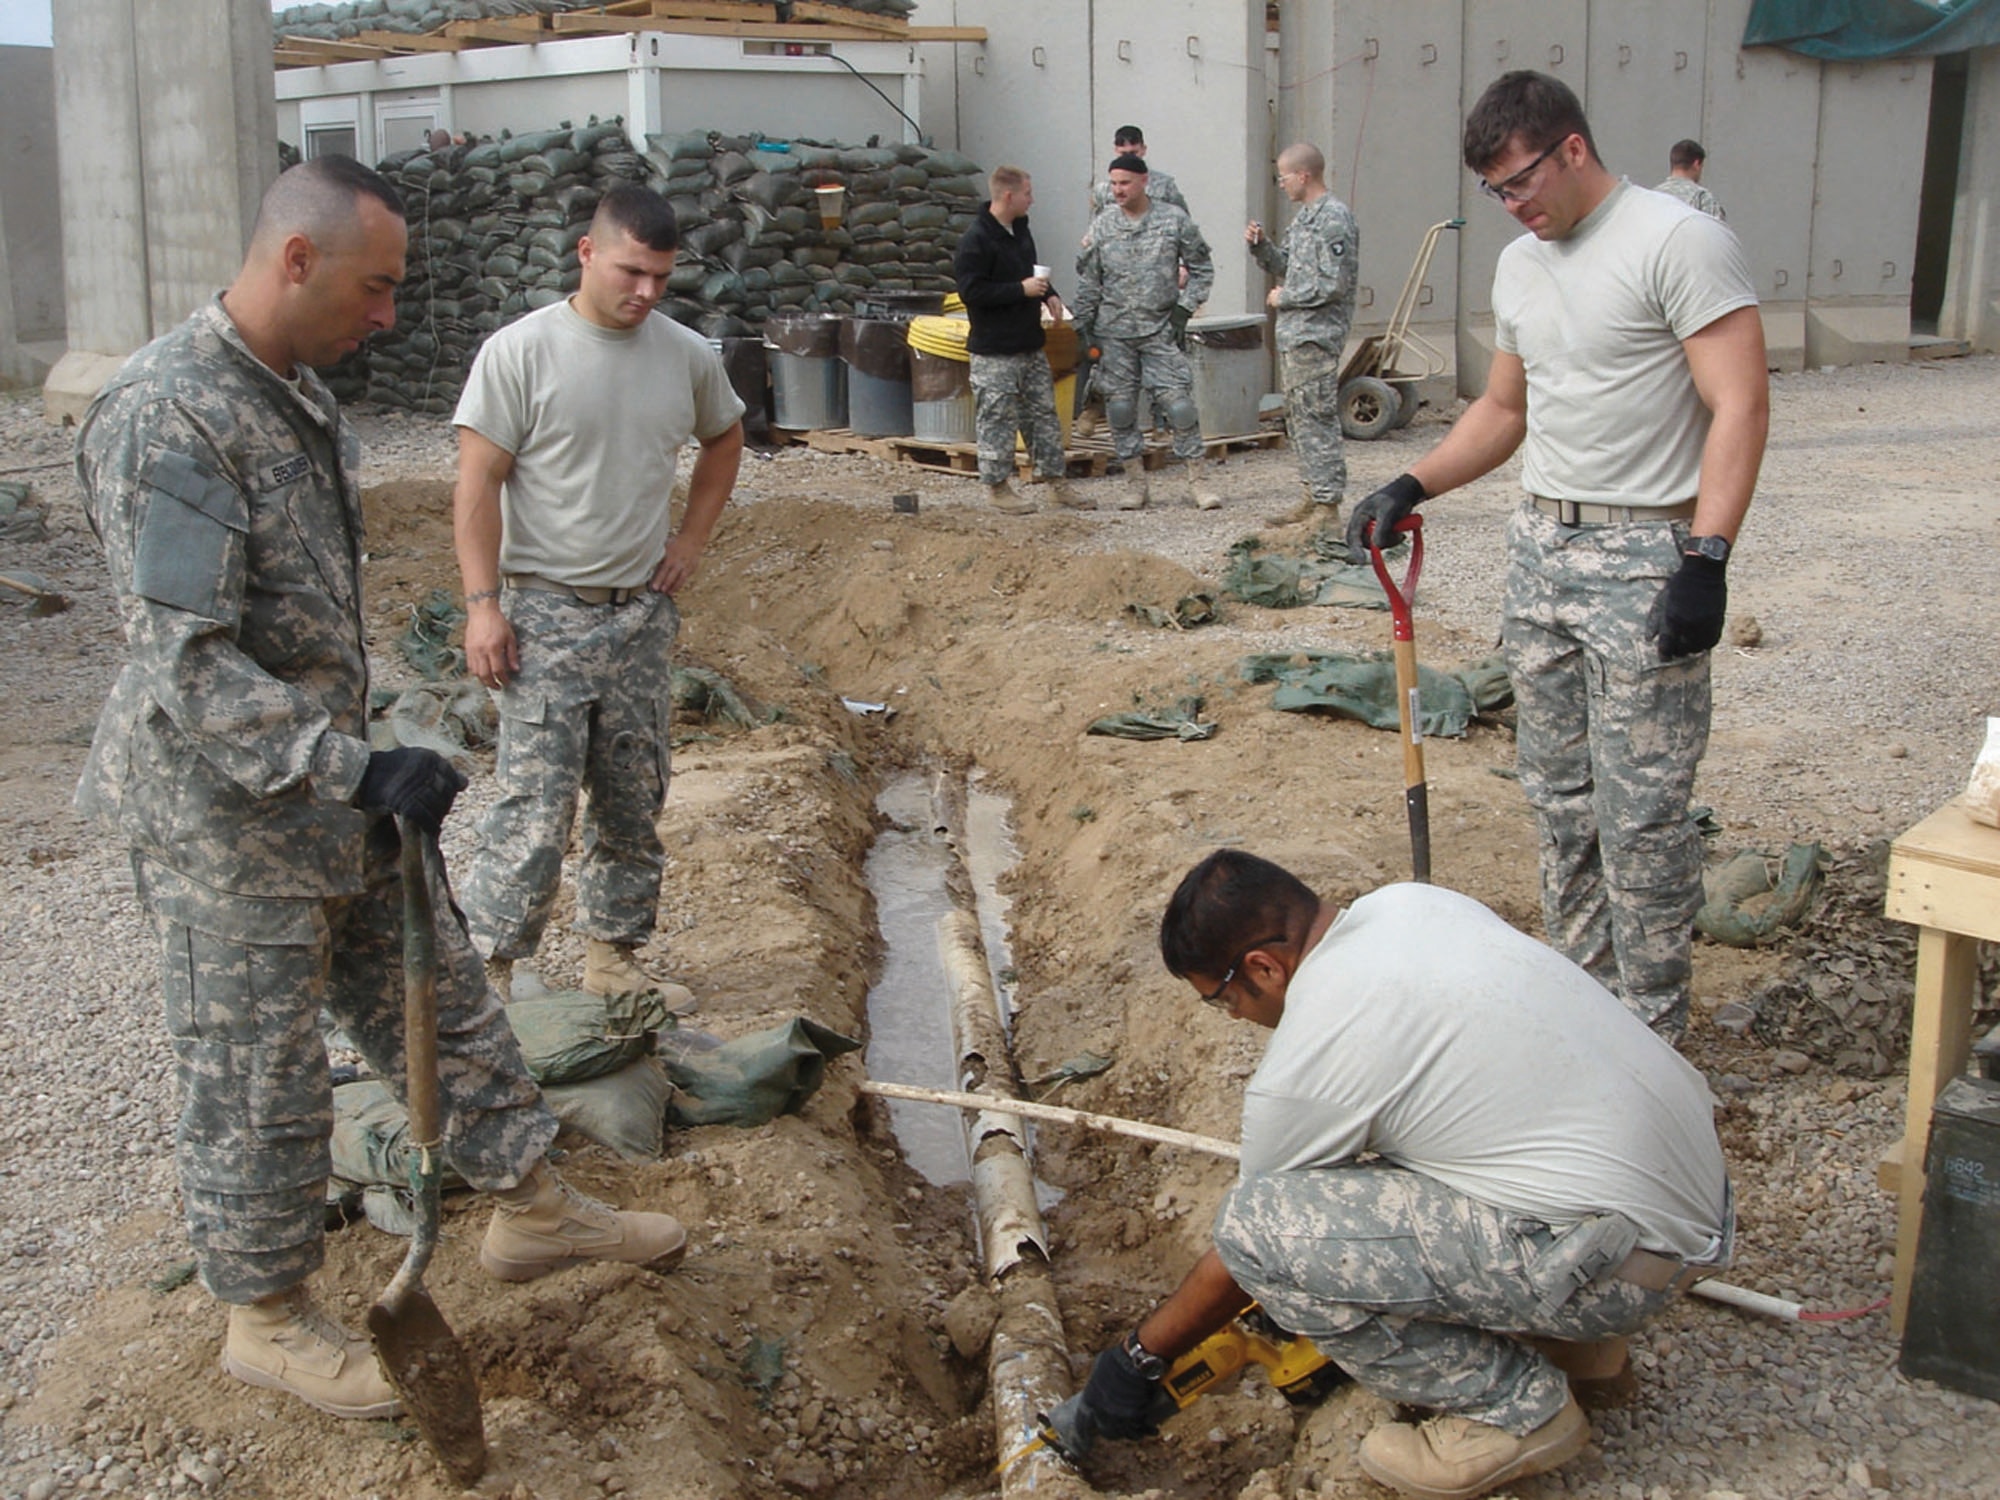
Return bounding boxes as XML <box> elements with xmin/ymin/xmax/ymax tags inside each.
<box><xmin>1</xmin><ymin>353</ymin><xmax>1997</xmax><ymax>1499</ymax></box>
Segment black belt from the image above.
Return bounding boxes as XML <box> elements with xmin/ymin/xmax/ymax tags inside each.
<box><xmin>1531</xmin><ymin>496</ymin><xmax>1697</xmax><ymax>526</ymax></box>
<box><xmin>1615</xmin><ymin>1248</ymin><xmax>1708</xmax><ymax>1294</ymax></box>
<box><xmin>504</xmin><ymin>572</ymin><xmax>645</xmax><ymax>606</ymax></box>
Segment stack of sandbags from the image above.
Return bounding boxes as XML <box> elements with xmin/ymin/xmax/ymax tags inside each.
<box><xmin>273</xmin><ymin>0</ymin><xmax>586</xmax><ymax>43</ymax></box>
<box><xmin>322</xmin><ymin>120</ymin><xmax>983</xmax><ymax>414</ymax></box>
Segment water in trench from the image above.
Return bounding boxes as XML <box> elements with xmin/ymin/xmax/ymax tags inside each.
<box><xmin>862</xmin><ymin>770</ymin><xmax>1020</xmax><ymax>1187</ymax></box>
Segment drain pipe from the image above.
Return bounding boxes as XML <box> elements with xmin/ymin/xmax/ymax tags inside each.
<box><xmin>926</xmin><ymin>781</ymin><xmax>1078</xmax><ymax>1493</ymax></box>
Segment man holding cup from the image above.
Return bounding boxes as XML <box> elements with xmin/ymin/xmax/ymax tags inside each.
<box><xmin>953</xmin><ymin>165</ymin><xmax>1089</xmax><ymax>515</ymax></box>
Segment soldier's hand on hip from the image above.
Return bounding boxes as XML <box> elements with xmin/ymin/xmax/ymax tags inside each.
<box><xmin>356</xmin><ymin>747</ymin><xmax>468</xmax><ymax>834</ymax></box>
<box><xmin>1345</xmin><ymin>473</ymin><xmax>1426</xmax><ymax>564</ymax></box>
<box><xmin>1647</xmin><ymin>553</ymin><xmax>1728</xmax><ymax>659</ymax></box>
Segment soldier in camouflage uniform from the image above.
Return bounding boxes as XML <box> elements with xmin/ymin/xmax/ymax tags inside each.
<box><xmin>76</xmin><ymin>158</ymin><xmax>687</xmax><ymax>1424</ymax></box>
<box><xmin>1653</xmin><ymin>139</ymin><xmax>1728</xmax><ymax>222</ymax></box>
<box><xmin>1072</xmin><ymin>155</ymin><xmax>1218</xmax><ymax>510</ymax></box>
<box><xmin>1086</xmin><ymin>125</ymin><xmax>1189</xmax><ymax>217</ymax></box>
<box><xmin>1247</xmin><ymin>142</ymin><xmax>1359</xmax><ymax>526</ymax></box>
<box><xmin>1054</xmin><ymin>852</ymin><xmax>1732</xmax><ymax>1500</ymax></box>
<box><xmin>455</xmin><ymin>184</ymin><xmax>746</xmax><ymax>1005</ymax></box>
<box><xmin>953</xmin><ymin>164</ymin><xmax>1089</xmax><ymax>514</ymax></box>
<box><xmin>1348</xmin><ymin>73</ymin><xmax>1767</xmax><ymax>1043</ymax></box>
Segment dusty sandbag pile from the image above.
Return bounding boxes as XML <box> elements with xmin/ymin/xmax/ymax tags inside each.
<box><xmin>274</xmin><ymin>0</ymin><xmax>915</xmax><ymax>38</ymax></box>
<box><xmin>317</xmin><ymin>120</ymin><xmax>985</xmax><ymax>414</ymax></box>
<box><xmin>273</xmin><ymin>0</ymin><xmax>593</xmax><ymax>43</ymax></box>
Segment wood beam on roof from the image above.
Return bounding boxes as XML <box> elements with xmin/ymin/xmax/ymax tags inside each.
<box><xmin>441</xmin><ymin>15</ymin><xmax>548</xmax><ymax>43</ymax></box>
<box><xmin>790</xmin><ymin>3</ymin><xmax>906</xmax><ymax>35</ymax></box>
<box><xmin>270</xmin><ymin>34</ymin><xmax>396</xmax><ymax>61</ymax></box>
<box><xmin>351</xmin><ymin>29</ymin><xmax>465</xmax><ymax>53</ymax></box>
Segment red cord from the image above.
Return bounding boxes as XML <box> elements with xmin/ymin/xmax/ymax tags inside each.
<box><xmin>1798</xmin><ymin>1295</ymin><xmax>1891</xmax><ymax>1323</ymax></box>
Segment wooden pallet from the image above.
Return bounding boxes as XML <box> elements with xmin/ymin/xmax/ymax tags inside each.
<box><xmin>772</xmin><ymin>425</ymin><xmax>1284</xmax><ymax>478</ymax></box>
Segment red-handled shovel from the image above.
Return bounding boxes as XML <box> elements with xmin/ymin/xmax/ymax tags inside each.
<box><xmin>1366</xmin><ymin>517</ymin><xmax>1430</xmax><ymax>882</ymax></box>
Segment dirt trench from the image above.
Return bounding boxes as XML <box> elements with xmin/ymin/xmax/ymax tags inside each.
<box><xmin>20</xmin><ymin>473</ymin><xmax>1776</xmax><ymax>1500</ymax></box>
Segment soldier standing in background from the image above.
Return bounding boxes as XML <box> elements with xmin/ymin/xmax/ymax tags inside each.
<box><xmin>1088</xmin><ymin>124</ymin><xmax>1190</xmax><ymax>217</ymax></box>
<box><xmin>74</xmin><ymin>156</ymin><xmax>687</xmax><ymax>1423</ymax></box>
<box><xmin>1248</xmin><ymin>142</ymin><xmax>1359</xmax><ymax>528</ymax></box>
<box><xmin>454</xmin><ymin>184</ymin><xmax>745</xmax><ymax>1009</ymax></box>
<box><xmin>1653</xmin><ymin>139</ymin><xmax>1728</xmax><ymax>222</ymax></box>
<box><xmin>953</xmin><ymin>164</ymin><xmax>1091</xmax><ymax>515</ymax></box>
<box><xmin>1072</xmin><ymin>155</ymin><xmax>1218</xmax><ymax>511</ymax></box>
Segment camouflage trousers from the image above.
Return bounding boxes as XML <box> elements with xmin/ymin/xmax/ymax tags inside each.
<box><xmin>1213</xmin><ymin>1165</ymin><xmax>1679</xmax><ymax>1434</ymax></box>
<box><xmin>970</xmin><ymin>351</ymin><xmax>1064</xmax><ymax>486</ymax></box>
<box><xmin>139</xmin><ymin>834</ymin><xmax>556</xmax><ymax>1304</ymax></box>
<box><xmin>1501</xmin><ymin>503</ymin><xmax>1710</xmax><ymax>1041</ymax></box>
<box><xmin>462</xmin><ymin>586</ymin><xmax>679</xmax><ymax>961</ymax></box>
<box><xmin>1098</xmin><ymin>330</ymin><xmax>1204</xmax><ymax>462</ymax></box>
<box><xmin>1282</xmin><ymin>347</ymin><xmax>1348</xmax><ymax>506</ymax></box>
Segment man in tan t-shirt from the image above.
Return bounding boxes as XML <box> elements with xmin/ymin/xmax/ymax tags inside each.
<box><xmin>453</xmin><ymin>184</ymin><xmax>745</xmax><ymax>1006</ymax></box>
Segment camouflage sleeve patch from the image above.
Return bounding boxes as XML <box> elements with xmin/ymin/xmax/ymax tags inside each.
<box><xmin>132</xmin><ymin>447</ymin><xmax>247</xmax><ymax>618</ymax></box>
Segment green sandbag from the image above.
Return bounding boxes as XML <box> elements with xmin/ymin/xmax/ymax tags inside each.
<box><xmin>541</xmin><ymin>1057</ymin><xmax>675</xmax><ymax>1162</ymax></box>
<box><xmin>1696</xmin><ymin>842</ymin><xmax>1826</xmax><ymax>947</ymax></box>
<box><xmin>662</xmin><ymin>1017</ymin><xmax>860</xmax><ymax>1128</ymax></box>
<box><xmin>1251</xmin><ymin>651</ymin><xmax>1478</xmax><ymax>738</ymax></box>
<box><xmin>508</xmin><ymin>987</ymin><xmax>675</xmax><ymax>1085</ymax></box>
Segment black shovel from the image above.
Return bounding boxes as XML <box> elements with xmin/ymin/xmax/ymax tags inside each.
<box><xmin>1366</xmin><ymin>516</ymin><xmax>1431</xmax><ymax>882</ymax></box>
<box><xmin>368</xmin><ymin>820</ymin><xmax>487</xmax><ymax>1486</ymax></box>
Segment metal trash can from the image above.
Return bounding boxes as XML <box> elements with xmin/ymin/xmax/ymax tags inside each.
<box><xmin>1187</xmin><ymin>314</ymin><xmax>1269</xmax><ymax>439</ymax></box>
<box><xmin>906</xmin><ymin>315</ymin><xmax>974</xmax><ymax>444</ymax></box>
<box><xmin>764</xmin><ymin>311</ymin><xmax>846</xmax><ymax>430</ymax></box>
<box><xmin>840</xmin><ymin>316</ymin><xmax>914</xmax><ymax>437</ymax></box>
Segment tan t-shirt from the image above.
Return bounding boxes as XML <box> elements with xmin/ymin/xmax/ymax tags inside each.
<box><xmin>454</xmin><ymin>300</ymin><xmax>746</xmax><ymax>589</ymax></box>
<box><xmin>1240</xmin><ymin>883</ymin><xmax>1730</xmax><ymax>1259</ymax></box>
<box><xmin>1493</xmin><ymin>179</ymin><xmax>1756</xmax><ymax>507</ymax></box>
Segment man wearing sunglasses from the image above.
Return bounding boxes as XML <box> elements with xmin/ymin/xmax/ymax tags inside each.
<box><xmin>1345</xmin><ymin>72</ymin><xmax>1768</xmax><ymax>1046</ymax></box>
<box><xmin>1055</xmin><ymin>850</ymin><xmax>1732</xmax><ymax>1500</ymax></box>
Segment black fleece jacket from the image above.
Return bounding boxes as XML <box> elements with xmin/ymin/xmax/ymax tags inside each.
<box><xmin>953</xmin><ymin>204</ymin><xmax>1050</xmax><ymax>356</ymax></box>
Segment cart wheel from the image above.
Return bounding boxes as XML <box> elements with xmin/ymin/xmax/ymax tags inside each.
<box><xmin>1389</xmin><ymin>381</ymin><xmax>1420</xmax><ymax>429</ymax></box>
<box><xmin>1340</xmin><ymin>376</ymin><xmax>1400</xmax><ymax>440</ymax></box>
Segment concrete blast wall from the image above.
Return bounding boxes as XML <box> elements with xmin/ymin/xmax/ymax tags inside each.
<box><xmin>1277</xmin><ymin>0</ymin><xmax>1933</xmax><ymax>392</ymax></box>
<box><xmin>919</xmin><ymin>0</ymin><xmax>1267</xmax><ymax>319</ymax></box>
<box><xmin>49</xmin><ymin>0</ymin><xmax>275</xmax><ymax>379</ymax></box>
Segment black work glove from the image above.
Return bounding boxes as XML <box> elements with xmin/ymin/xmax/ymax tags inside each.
<box><xmin>355</xmin><ymin>747</ymin><xmax>468</xmax><ymax>834</ymax></box>
<box><xmin>1646</xmin><ymin>552</ymin><xmax>1728</xmax><ymax>660</ymax></box>
<box><xmin>1073</xmin><ymin>319</ymin><xmax>1095</xmax><ymax>354</ymax></box>
<box><xmin>1075</xmin><ymin>1337</ymin><xmax>1165</xmax><ymax>1442</ymax></box>
<box><xmin>1169</xmin><ymin>304</ymin><xmax>1192</xmax><ymax>349</ymax></box>
<box><xmin>1345</xmin><ymin>472</ymin><xmax>1426</xmax><ymax>564</ymax></box>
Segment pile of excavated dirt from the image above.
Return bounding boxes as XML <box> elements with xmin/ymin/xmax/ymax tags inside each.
<box><xmin>2</xmin><ymin>355</ymin><xmax>1998</xmax><ymax>1500</ymax></box>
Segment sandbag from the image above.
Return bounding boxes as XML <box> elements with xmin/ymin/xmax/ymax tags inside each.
<box><xmin>662</xmin><ymin>1017</ymin><xmax>860</xmax><ymax>1128</ymax></box>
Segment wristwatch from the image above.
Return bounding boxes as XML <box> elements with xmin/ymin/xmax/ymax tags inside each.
<box><xmin>1684</xmin><ymin>534</ymin><xmax>1732</xmax><ymax>564</ymax></box>
<box><xmin>1122</xmin><ymin>1329</ymin><xmax>1167</xmax><ymax>1381</ymax></box>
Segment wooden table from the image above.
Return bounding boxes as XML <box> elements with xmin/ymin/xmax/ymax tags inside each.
<box><xmin>1882</xmin><ymin>796</ymin><xmax>2000</xmax><ymax>1333</ymax></box>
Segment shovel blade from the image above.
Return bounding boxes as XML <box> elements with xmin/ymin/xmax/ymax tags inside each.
<box><xmin>368</xmin><ymin>1289</ymin><xmax>487</xmax><ymax>1486</ymax></box>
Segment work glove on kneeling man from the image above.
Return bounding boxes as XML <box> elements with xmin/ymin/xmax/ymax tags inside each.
<box><xmin>1041</xmin><ymin>1330</ymin><xmax>1170</xmax><ymax>1462</ymax></box>
<box><xmin>1345</xmin><ymin>472</ymin><xmax>1426</xmax><ymax>564</ymax></box>
<box><xmin>356</xmin><ymin>746</ymin><xmax>468</xmax><ymax>835</ymax></box>
<box><xmin>1646</xmin><ymin>546</ymin><xmax>1729</xmax><ymax>660</ymax></box>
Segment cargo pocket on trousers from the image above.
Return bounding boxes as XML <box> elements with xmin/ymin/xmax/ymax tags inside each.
<box><xmin>1523</xmin><ymin>1213</ymin><xmax>1640</xmax><ymax>1320</ymax></box>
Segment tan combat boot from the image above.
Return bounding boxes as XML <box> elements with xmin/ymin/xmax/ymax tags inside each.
<box><xmin>1108</xmin><ymin>464</ymin><xmax>1149</xmax><ymax>510</ymax></box>
<box><xmin>1266</xmin><ymin>491</ymin><xmax>1340</xmax><ymax>527</ymax></box>
<box><xmin>1043</xmin><ymin>476</ymin><xmax>1096</xmax><ymax>511</ymax></box>
<box><xmin>1527</xmin><ymin>1334</ymin><xmax>1636</xmax><ymax>1408</ymax></box>
<box><xmin>581</xmin><ymin>938</ymin><xmax>697</xmax><ymax>1012</ymax></box>
<box><xmin>1187</xmin><ymin>458</ymin><xmax>1224</xmax><ymax>511</ymax></box>
<box><xmin>480</xmin><ymin>1161</ymin><xmax>687</xmax><ymax>1282</ymax></box>
<box><xmin>484</xmin><ymin>955</ymin><xmax>513</xmax><ymax>1004</ymax></box>
<box><xmin>1358</xmin><ymin>1395</ymin><xmax>1588</xmax><ymax>1500</ymax></box>
<box><xmin>983</xmin><ymin>479</ymin><xmax>1037</xmax><ymax>515</ymax></box>
<box><xmin>222</xmin><ymin>1286</ymin><xmax>402</xmax><ymax>1420</ymax></box>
